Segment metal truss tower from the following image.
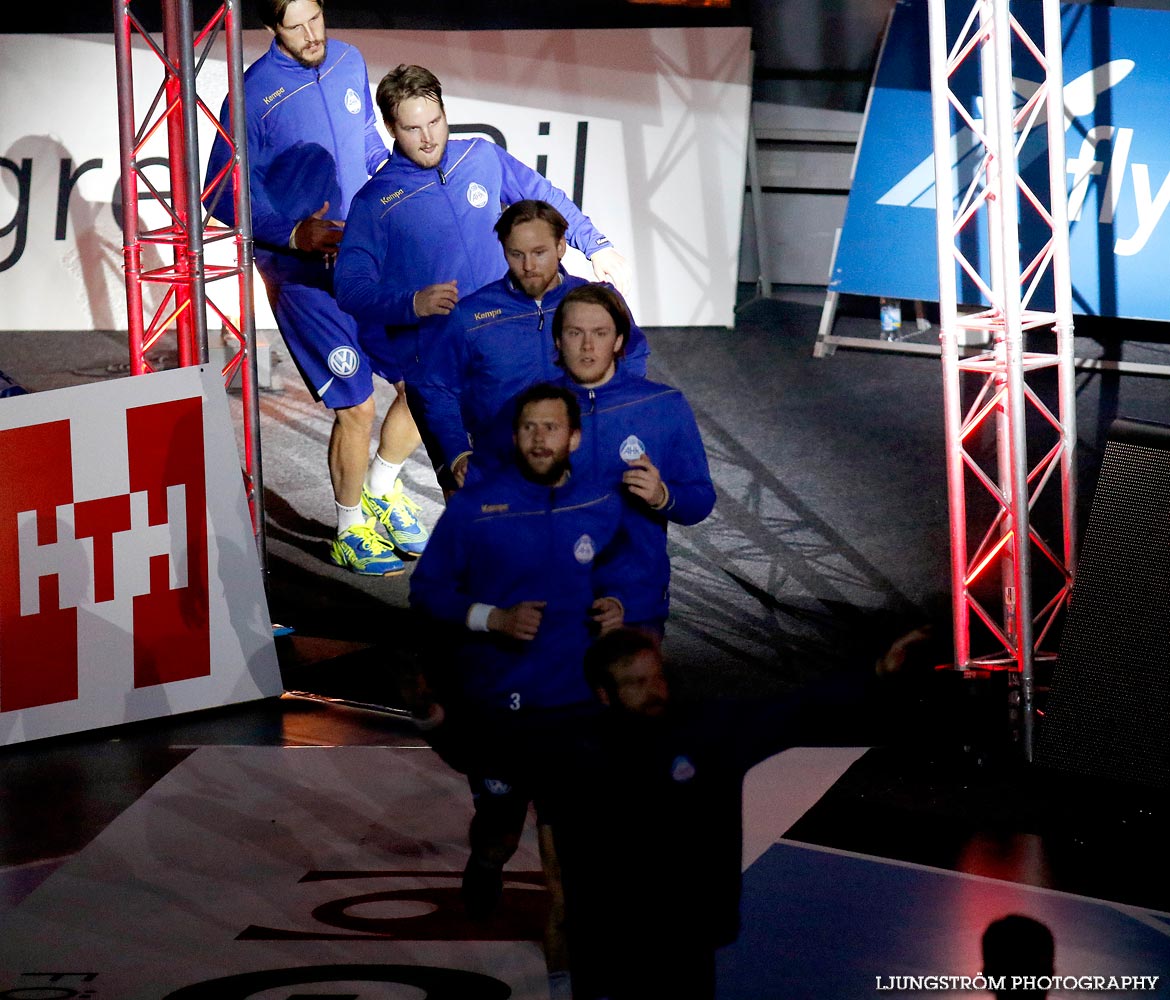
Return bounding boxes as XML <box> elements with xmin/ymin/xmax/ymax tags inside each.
<box><xmin>112</xmin><ymin>0</ymin><xmax>265</xmax><ymax>563</ymax></box>
<box><xmin>927</xmin><ymin>0</ymin><xmax>1077</xmax><ymax>758</ymax></box>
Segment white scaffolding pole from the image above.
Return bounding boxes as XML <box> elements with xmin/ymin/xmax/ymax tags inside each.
<box><xmin>926</xmin><ymin>0</ymin><xmax>1077</xmax><ymax>759</ymax></box>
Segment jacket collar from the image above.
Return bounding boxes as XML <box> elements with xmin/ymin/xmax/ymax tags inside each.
<box><xmin>563</xmin><ymin>362</ymin><xmax>629</xmax><ymax>399</ymax></box>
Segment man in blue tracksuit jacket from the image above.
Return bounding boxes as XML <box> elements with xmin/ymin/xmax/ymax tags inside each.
<box><xmin>409</xmin><ymin>383</ymin><xmax>625</xmax><ymax>987</ymax></box>
<box><xmin>414</xmin><ymin>199</ymin><xmax>650</xmax><ymax>490</ymax></box>
<box><xmin>478</xmin><ymin>284</ymin><xmax>715</xmax><ymax>634</ymax></box>
<box><xmin>333</xmin><ymin>64</ymin><xmax>629</xmax><ymax>482</ymax></box>
<box><xmin>409</xmin><ymin>385</ymin><xmax>624</xmax><ymax>714</ymax></box>
<box><xmin>553</xmin><ymin>628</ymin><xmax>904</xmax><ymax>1000</ymax></box>
<box><xmin>203</xmin><ymin>0</ymin><xmax>427</xmax><ymax>576</ymax></box>
<box><xmin>557</xmin><ymin>286</ymin><xmax>715</xmax><ymax>633</ymax></box>
<box><xmin>567</xmin><ymin>378</ymin><xmax>714</xmax><ymax>634</ymax></box>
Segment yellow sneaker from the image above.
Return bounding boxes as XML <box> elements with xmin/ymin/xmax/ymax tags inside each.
<box><xmin>330</xmin><ymin>517</ymin><xmax>406</xmax><ymax>576</ymax></box>
<box><xmin>361</xmin><ymin>482</ymin><xmax>429</xmax><ymax>557</ymax></box>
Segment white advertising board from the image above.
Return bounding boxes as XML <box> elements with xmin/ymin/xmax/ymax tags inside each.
<box><xmin>0</xmin><ymin>27</ymin><xmax>751</xmax><ymax>332</ymax></box>
<box><xmin>0</xmin><ymin>366</ymin><xmax>282</xmax><ymax>745</ymax></box>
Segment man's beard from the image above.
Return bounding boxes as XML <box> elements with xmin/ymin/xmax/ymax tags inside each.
<box><xmin>517</xmin><ymin>270</ymin><xmax>559</xmax><ymax>300</ymax></box>
<box><xmin>521</xmin><ymin>455</ymin><xmax>572</xmax><ymax>487</ymax></box>
<box><xmin>292</xmin><ymin>39</ymin><xmax>326</xmax><ymax>68</ymax></box>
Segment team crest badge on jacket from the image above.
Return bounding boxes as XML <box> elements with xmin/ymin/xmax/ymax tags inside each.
<box><xmin>466</xmin><ymin>182</ymin><xmax>489</xmax><ymax>208</ymax></box>
<box><xmin>573</xmin><ymin>534</ymin><xmax>596</xmax><ymax>564</ymax></box>
<box><xmin>619</xmin><ymin>434</ymin><xmax>646</xmax><ymax>463</ymax></box>
<box><xmin>344</xmin><ymin>87</ymin><xmax>361</xmax><ymax>114</ymax></box>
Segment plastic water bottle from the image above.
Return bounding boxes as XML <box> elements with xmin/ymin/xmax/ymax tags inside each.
<box><xmin>0</xmin><ymin>369</ymin><xmax>27</xmax><ymax>398</ymax></box>
<box><xmin>879</xmin><ymin>298</ymin><xmax>902</xmax><ymax>340</ymax></box>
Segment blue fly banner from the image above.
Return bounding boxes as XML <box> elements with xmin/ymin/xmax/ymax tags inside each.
<box><xmin>832</xmin><ymin>0</ymin><xmax>1170</xmax><ymax>321</ymax></box>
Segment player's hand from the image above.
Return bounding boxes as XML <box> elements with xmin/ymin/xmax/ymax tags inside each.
<box><xmin>489</xmin><ymin>600</ymin><xmax>546</xmax><ymax>641</ymax></box>
<box><xmin>413</xmin><ymin>281</ymin><xmax>459</xmax><ymax>318</ymax></box>
<box><xmin>590</xmin><ymin>247</ymin><xmax>630</xmax><ymax>295</ymax></box>
<box><xmin>622</xmin><ymin>453</ymin><xmax>666</xmax><ymax>508</ymax></box>
<box><xmin>590</xmin><ymin>596</ymin><xmax>624</xmax><ymax>635</ymax></box>
<box><xmin>293</xmin><ymin>201</ymin><xmax>345</xmax><ymax>254</ymax></box>
<box><xmin>452</xmin><ymin>454</ymin><xmax>470</xmax><ymax>488</ymax></box>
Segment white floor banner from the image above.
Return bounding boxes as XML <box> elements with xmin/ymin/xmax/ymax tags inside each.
<box><xmin>0</xmin><ymin>746</ymin><xmax>550</xmax><ymax>999</ymax></box>
<box><xmin>0</xmin><ymin>745</ymin><xmax>865</xmax><ymax>998</ymax></box>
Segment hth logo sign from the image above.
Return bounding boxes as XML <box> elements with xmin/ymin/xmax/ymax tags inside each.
<box><xmin>0</xmin><ymin>396</ymin><xmax>210</xmax><ymax>712</ymax></box>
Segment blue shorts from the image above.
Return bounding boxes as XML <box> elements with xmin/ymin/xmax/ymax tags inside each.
<box><xmin>266</xmin><ymin>279</ymin><xmax>401</xmax><ymax>409</ymax></box>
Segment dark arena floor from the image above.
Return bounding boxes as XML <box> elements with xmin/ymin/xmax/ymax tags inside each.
<box><xmin>1</xmin><ymin>287</ymin><xmax>1169</xmax><ymax>997</ymax></box>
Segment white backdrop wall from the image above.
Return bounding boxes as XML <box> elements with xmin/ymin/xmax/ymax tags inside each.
<box><xmin>0</xmin><ymin>28</ymin><xmax>751</xmax><ymax>333</ymax></box>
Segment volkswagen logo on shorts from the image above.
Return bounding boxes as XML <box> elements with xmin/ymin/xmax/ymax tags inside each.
<box><xmin>327</xmin><ymin>346</ymin><xmax>360</xmax><ymax>378</ymax></box>
<box><xmin>466</xmin><ymin>181</ymin><xmax>489</xmax><ymax>209</ymax></box>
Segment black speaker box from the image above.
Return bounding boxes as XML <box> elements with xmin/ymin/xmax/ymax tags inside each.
<box><xmin>1035</xmin><ymin>418</ymin><xmax>1170</xmax><ymax>788</ymax></box>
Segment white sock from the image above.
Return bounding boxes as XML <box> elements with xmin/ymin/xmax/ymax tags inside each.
<box><xmin>336</xmin><ymin>500</ymin><xmax>363</xmax><ymax>535</ymax></box>
<box><xmin>366</xmin><ymin>452</ymin><xmax>403</xmax><ymax>497</ymax></box>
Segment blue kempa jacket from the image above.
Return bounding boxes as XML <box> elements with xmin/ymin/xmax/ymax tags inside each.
<box><xmin>469</xmin><ymin>366</ymin><xmax>715</xmax><ymax>627</ymax></box>
<box><xmin>415</xmin><ymin>269</ymin><xmax>650</xmax><ymax>471</ymax></box>
<box><xmin>334</xmin><ymin>137</ymin><xmax>613</xmax><ymax>367</ymax></box>
<box><xmin>565</xmin><ymin>367</ymin><xmax>716</xmax><ymax>626</ymax></box>
<box><xmin>203</xmin><ymin>38</ymin><xmax>388</xmax><ymax>287</ymax></box>
<box><xmin>409</xmin><ymin>464</ymin><xmax>624</xmax><ymax>712</ymax></box>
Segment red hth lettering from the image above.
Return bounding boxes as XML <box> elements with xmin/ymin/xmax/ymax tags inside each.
<box><xmin>126</xmin><ymin>396</ymin><xmax>210</xmax><ymax>688</ymax></box>
<box><xmin>0</xmin><ymin>420</ymin><xmax>79</xmax><ymax>710</ymax></box>
<box><xmin>0</xmin><ymin>397</ymin><xmax>212</xmax><ymax>713</ymax></box>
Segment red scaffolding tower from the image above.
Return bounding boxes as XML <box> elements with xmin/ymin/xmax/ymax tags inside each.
<box><xmin>112</xmin><ymin>0</ymin><xmax>266</xmax><ymax>567</ymax></box>
<box><xmin>927</xmin><ymin>0</ymin><xmax>1077</xmax><ymax>759</ymax></box>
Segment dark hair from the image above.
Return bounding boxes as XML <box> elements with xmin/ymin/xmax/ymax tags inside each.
<box><xmin>256</xmin><ymin>0</ymin><xmax>321</xmax><ymax>30</ymax></box>
<box><xmin>583</xmin><ymin>627</ymin><xmax>662</xmax><ymax>695</ymax></box>
<box><xmin>552</xmin><ymin>284</ymin><xmax>631</xmax><ymax>359</ymax></box>
<box><xmin>495</xmin><ymin>200</ymin><xmax>569</xmax><ymax>245</ymax></box>
<box><xmin>512</xmin><ymin>383</ymin><xmax>582</xmax><ymax>435</ymax></box>
<box><xmin>376</xmin><ymin>64</ymin><xmax>443</xmax><ymax>125</ymax></box>
<box><xmin>982</xmin><ymin>915</ymin><xmax>1055</xmax><ymax>993</ymax></box>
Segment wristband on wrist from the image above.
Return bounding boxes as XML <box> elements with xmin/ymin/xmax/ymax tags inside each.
<box><xmin>467</xmin><ymin>603</ymin><xmax>495</xmax><ymax>632</ymax></box>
